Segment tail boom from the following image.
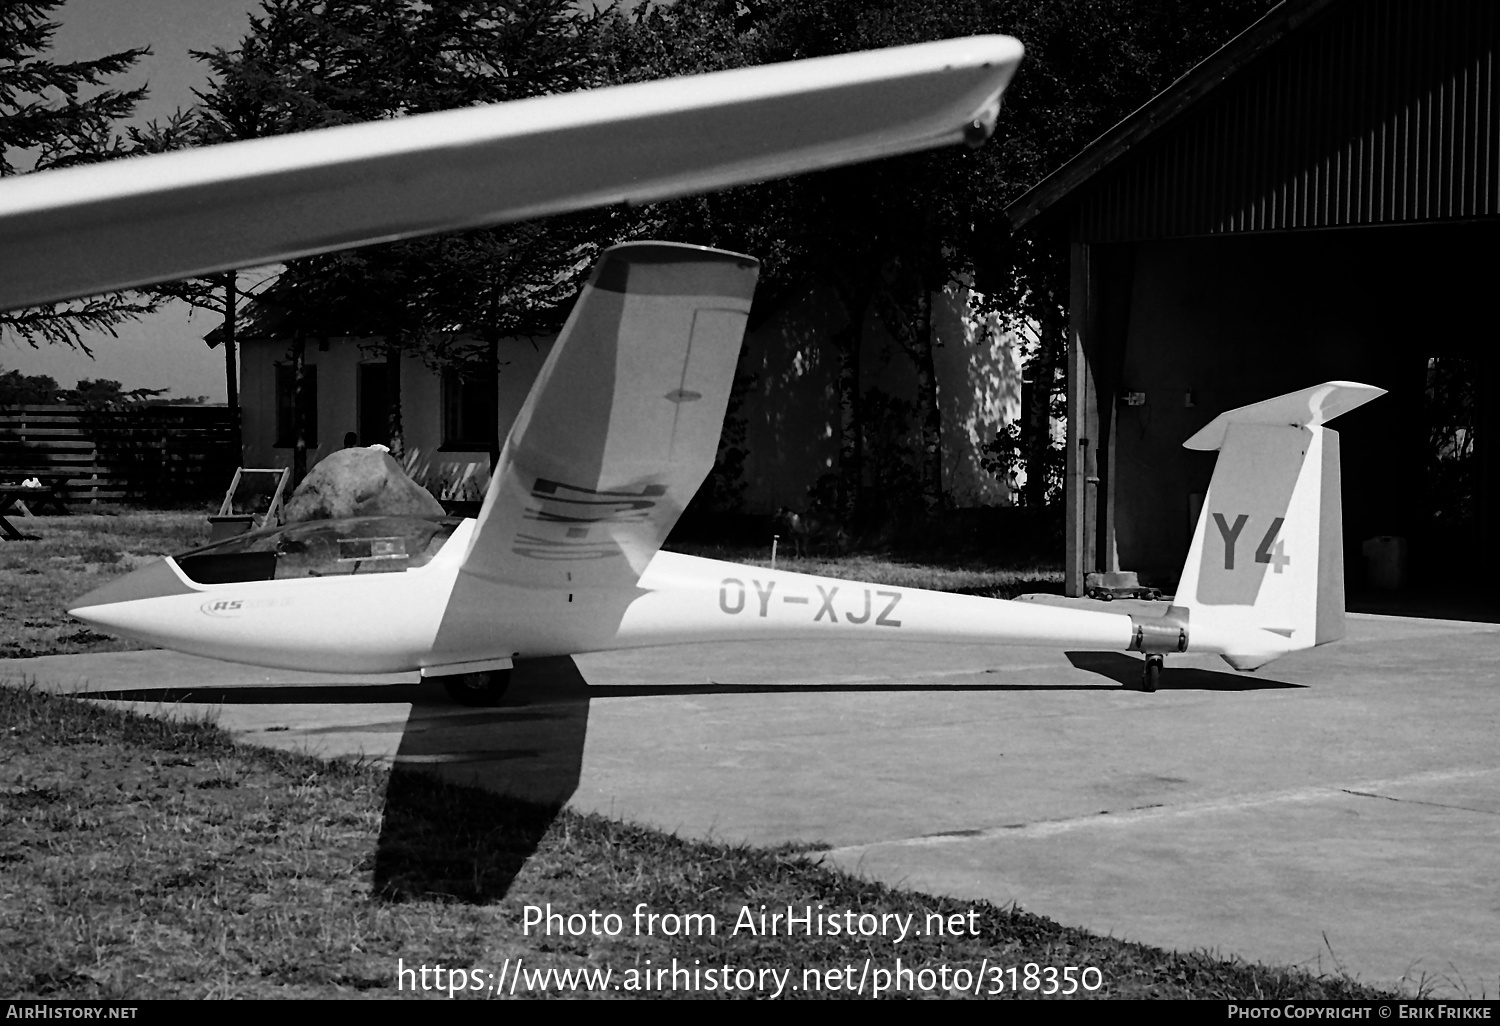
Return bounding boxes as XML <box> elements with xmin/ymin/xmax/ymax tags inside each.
<box><xmin>604</xmin><ymin>552</ymin><xmax>1136</xmax><ymax>653</ymax></box>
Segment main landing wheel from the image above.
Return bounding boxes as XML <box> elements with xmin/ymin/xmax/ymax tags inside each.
<box><xmin>441</xmin><ymin>669</ymin><xmax>512</xmax><ymax>707</ymax></box>
<box><xmin>1142</xmin><ymin>654</ymin><xmax>1164</xmax><ymax>693</ymax></box>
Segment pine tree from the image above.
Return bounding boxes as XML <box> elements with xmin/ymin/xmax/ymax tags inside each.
<box><xmin>0</xmin><ymin>1</ymin><xmax>158</xmax><ymax>349</ymax></box>
<box><xmin>0</xmin><ymin>1</ymin><xmax>149</xmax><ymax>175</ymax></box>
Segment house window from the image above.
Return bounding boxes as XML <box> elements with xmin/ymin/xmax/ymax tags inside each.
<box><xmin>441</xmin><ymin>368</ymin><xmax>496</xmax><ymax>450</ymax></box>
<box><xmin>357</xmin><ymin>362</ymin><xmax>390</xmax><ymax>448</ymax></box>
<box><xmin>274</xmin><ymin>363</ymin><xmax>318</xmax><ymax>448</ymax></box>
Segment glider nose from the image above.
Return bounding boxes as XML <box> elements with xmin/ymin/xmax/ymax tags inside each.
<box><xmin>68</xmin><ymin>557</ymin><xmax>198</xmax><ymax>629</ymax></box>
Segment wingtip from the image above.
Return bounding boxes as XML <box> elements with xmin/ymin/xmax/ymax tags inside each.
<box><xmin>590</xmin><ymin>241</ymin><xmax>759</xmax><ymax>299</ymax></box>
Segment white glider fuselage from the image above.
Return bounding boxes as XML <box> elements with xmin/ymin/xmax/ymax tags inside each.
<box><xmin>69</xmin><ymin>539</ymin><xmax>1132</xmax><ymax>676</ymax></box>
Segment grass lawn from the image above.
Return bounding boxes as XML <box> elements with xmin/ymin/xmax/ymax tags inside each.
<box><xmin>0</xmin><ymin>684</ymin><xmax>1398</xmax><ymax>1001</ymax></box>
<box><xmin>0</xmin><ymin>511</ymin><xmax>210</xmax><ymax>659</ymax></box>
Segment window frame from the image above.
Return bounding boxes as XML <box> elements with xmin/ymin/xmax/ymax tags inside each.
<box><xmin>439</xmin><ymin>367</ymin><xmax>496</xmax><ymax>452</ymax></box>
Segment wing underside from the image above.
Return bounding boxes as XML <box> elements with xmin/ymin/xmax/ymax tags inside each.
<box><xmin>456</xmin><ymin>242</ymin><xmax>759</xmax><ymax>592</ymax></box>
<box><xmin>0</xmin><ymin>36</ymin><xmax>1022</xmax><ymax>310</ymax></box>
<box><xmin>424</xmin><ymin>242</ymin><xmax>758</xmax><ymax>663</ymax></box>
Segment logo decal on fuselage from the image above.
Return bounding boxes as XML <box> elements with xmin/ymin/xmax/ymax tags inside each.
<box><xmin>197</xmin><ymin>596</ymin><xmax>293</xmax><ymax>617</ymax></box>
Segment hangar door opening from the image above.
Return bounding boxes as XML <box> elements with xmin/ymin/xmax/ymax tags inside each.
<box><xmin>1415</xmin><ymin>357</ymin><xmax>1479</xmax><ymax>588</ymax></box>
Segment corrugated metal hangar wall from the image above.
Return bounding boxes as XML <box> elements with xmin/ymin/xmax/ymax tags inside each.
<box><xmin>1009</xmin><ymin>0</ymin><xmax>1500</xmax><ymax>597</ymax></box>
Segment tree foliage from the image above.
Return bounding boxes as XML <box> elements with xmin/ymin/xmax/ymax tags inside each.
<box><xmin>0</xmin><ymin>1</ymin><xmax>164</xmax><ymax>351</ymax></box>
<box><xmin>0</xmin><ymin>0</ymin><xmax>149</xmax><ymax>175</ymax></box>
<box><xmin>67</xmin><ymin>0</ymin><xmax>1277</xmax><ymax>509</ymax></box>
<box><xmin>192</xmin><ymin>0</ymin><xmax>623</xmax><ymax>460</ymax></box>
<box><xmin>0</xmin><ymin>367</ymin><xmax>194</xmax><ymax>407</ymax></box>
<box><xmin>190</xmin><ymin>0</ymin><xmax>621</xmax><ymax>326</ymax></box>
<box><xmin>974</xmin><ymin>0</ymin><xmax>1273</xmax><ymax>511</ymax></box>
<box><xmin>603</xmin><ymin>0</ymin><xmax>1275</xmax><ymax>521</ymax></box>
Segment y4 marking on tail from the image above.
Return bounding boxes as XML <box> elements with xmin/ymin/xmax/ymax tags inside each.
<box><xmin>1213</xmin><ymin>514</ymin><xmax>1290</xmax><ymax>573</ymax></box>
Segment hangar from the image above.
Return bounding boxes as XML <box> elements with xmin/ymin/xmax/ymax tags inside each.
<box><xmin>1006</xmin><ymin>0</ymin><xmax>1498</xmax><ymax>597</ymax></box>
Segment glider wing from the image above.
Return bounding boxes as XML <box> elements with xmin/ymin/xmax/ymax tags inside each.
<box><xmin>0</xmin><ymin>36</ymin><xmax>1022</xmax><ymax>310</ymax></box>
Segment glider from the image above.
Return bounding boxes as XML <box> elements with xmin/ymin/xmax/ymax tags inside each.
<box><xmin>67</xmin><ymin>238</ymin><xmax>1382</xmax><ymax>698</ymax></box>
<box><xmin>3</xmin><ymin>33</ymin><xmax>1380</xmax><ymax>697</ymax></box>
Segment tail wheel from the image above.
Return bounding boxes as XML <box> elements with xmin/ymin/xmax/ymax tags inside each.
<box><xmin>441</xmin><ymin>669</ymin><xmax>512</xmax><ymax>707</ymax></box>
<box><xmin>1142</xmin><ymin>654</ymin><xmax>1163</xmax><ymax>693</ymax></box>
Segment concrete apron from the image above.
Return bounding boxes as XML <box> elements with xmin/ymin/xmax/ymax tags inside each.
<box><xmin>4</xmin><ymin>600</ymin><xmax>1497</xmax><ymax>998</ymax></box>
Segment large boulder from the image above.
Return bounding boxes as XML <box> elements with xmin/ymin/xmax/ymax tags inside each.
<box><xmin>282</xmin><ymin>447</ymin><xmax>445</xmax><ymax>523</ymax></box>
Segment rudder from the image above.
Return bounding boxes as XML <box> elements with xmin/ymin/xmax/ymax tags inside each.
<box><xmin>1173</xmin><ymin>382</ymin><xmax>1383</xmax><ymax>669</ymax></box>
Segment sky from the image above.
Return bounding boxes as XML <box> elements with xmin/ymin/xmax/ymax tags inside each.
<box><xmin>3</xmin><ymin>0</ymin><xmax>266</xmax><ymax>403</ymax></box>
<box><xmin>4</xmin><ymin>0</ymin><xmax>645</xmax><ymax>402</ymax></box>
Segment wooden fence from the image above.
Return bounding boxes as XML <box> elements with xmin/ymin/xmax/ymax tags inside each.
<box><xmin>0</xmin><ymin>405</ymin><xmax>239</xmax><ymax>504</ymax></box>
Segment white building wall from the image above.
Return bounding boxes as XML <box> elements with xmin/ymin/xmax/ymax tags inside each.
<box><xmin>241</xmin><ymin>334</ymin><xmax>554</xmax><ymax>501</ymax></box>
<box><xmin>933</xmin><ymin>291</ymin><xmax>1024</xmax><ymax>508</ymax></box>
<box><xmin>239</xmin><ymin>293</ymin><xmax>1020</xmax><ymax>515</ymax></box>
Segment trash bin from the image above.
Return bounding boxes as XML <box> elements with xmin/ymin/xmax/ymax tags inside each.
<box><xmin>1361</xmin><ymin>536</ymin><xmax>1407</xmax><ymax>590</ymax></box>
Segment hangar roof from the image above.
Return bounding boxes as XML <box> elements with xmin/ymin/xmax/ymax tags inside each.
<box><xmin>1006</xmin><ymin>0</ymin><xmax>1500</xmax><ymax>241</ymax></box>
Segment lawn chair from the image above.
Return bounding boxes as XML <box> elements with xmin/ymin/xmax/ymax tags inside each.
<box><xmin>209</xmin><ymin>468</ymin><xmax>290</xmax><ymax>542</ymax></box>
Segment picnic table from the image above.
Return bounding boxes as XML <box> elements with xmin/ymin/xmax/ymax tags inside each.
<box><xmin>0</xmin><ymin>482</ymin><xmax>69</xmax><ymax>540</ymax></box>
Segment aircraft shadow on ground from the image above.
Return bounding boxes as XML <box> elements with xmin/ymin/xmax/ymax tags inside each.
<box><xmin>85</xmin><ymin>683</ymin><xmax>428</xmax><ymax>704</ymax></box>
<box><xmin>371</xmin><ymin>655</ymin><xmax>592</xmax><ymax>902</ymax></box>
<box><xmin>592</xmin><ymin>681</ymin><xmax>1121</xmax><ymax>695</ymax></box>
<box><xmin>89</xmin><ymin>679</ymin><xmax>1127</xmax><ymax>703</ymax></box>
<box><xmin>369</xmin><ymin>657</ymin><xmax>591</xmax><ymax>900</ymax></box>
<box><xmin>1064</xmin><ymin>651</ymin><xmax>1304</xmax><ymax>691</ymax></box>
<box><xmin>89</xmin><ymin>657</ymin><xmax>595</xmax><ymax>903</ymax></box>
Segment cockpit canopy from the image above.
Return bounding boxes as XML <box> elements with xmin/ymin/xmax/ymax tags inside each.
<box><xmin>175</xmin><ymin>515</ymin><xmax>462</xmax><ymax>585</ymax></box>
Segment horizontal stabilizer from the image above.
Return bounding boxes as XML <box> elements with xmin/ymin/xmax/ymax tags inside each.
<box><xmin>1183</xmin><ymin>381</ymin><xmax>1385</xmax><ymax>451</ymax></box>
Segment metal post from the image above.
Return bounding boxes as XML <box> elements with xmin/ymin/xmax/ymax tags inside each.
<box><xmin>222</xmin><ymin>271</ymin><xmax>241</xmax><ymax>463</ymax></box>
<box><xmin>292</xmin><ymin>330</ymin><xmax>307</xmax><ymax>487</ymax></box>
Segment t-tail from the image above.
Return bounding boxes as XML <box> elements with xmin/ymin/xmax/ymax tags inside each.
<box><xmin>1167</xmin><ymin>381</ymin><xmax>1385</xmax><ymax>671</ymax></box>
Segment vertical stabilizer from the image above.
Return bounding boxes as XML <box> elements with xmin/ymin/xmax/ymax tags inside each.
<box><xmin>1174</xmin><ymin>382</ymin><xmax>1383</xmax><ymax>669</ymax></box>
